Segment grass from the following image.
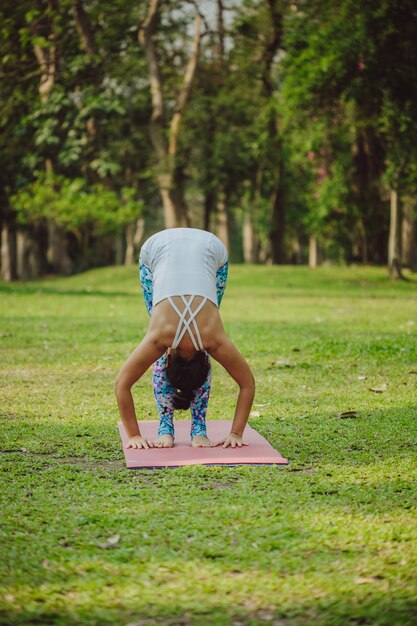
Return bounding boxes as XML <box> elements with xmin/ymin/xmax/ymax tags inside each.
<box><xmin>1</xmin><ymin>264</ymin><xmax>417</xmax><ymax>626</ymax></box>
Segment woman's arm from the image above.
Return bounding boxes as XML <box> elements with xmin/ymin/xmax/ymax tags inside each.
<box><xmin>115</xmin><ymin>331</ymin><xmax>165</xmax><ymax>446</ymax></box>
<box><xmin>209</xmin><ymin>333</ymin><xmax>255</xmax><ymax>444</ymax></box>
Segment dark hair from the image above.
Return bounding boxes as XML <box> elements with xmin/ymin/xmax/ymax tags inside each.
<box><xmin>166</xmin><ymin>351</ymin><xmax>209</xmax><ymax>410</ymax></box>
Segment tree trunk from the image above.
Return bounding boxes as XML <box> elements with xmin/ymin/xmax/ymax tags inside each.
<box><xmin>81</xmin><ymin>226</ymin><xmax>91</xmax><ymax>270</ymax></box>
<box><xmin>203</xmin><ymin>189</ymin><xmax>215</xmax><ymax>232</ymax></box>
<box><xmin>388</xmin><ymin>188</ymin><xmax>403</xmax><ymax>279</ymax></box>
<box><xmin>401</xmin><ymin>200</ymin><xmax>417</xmax><ymax>270</ymax></box>
<box><xmin>30</xmin><ymin>5</ymin><xmax>72</xmax><ymax>276</ymax></box>
<box><xmin>47</xmin><ymin>221</ymin><xmax>73</xmax><ymax>275</ymax></box>
<box><xmin>16</xmin><ymin>229</ymin><xmax>35</xmax><ymax>279</ymax></box>
<box><xmin>1</xmin><ymin>222</ymin><xmax>17</xmax><ymax>281</ymax></box>
<box><xmin>216</xmin><ymin>0</ymin><xmax>225</xmax><ymax>62</ymax></box>
<box><xmin>158</xmin><ymin>174</ymin><xmax>179</xmax><ymax>229</ymax></box>
<box><xmin>72</xmin><ymin>0</ymin><xmax>98</xmax><ymax>57</ymax></box>
<box><xmin>125</xmin><ymin>217</ymin><xmax>144</xmax><ymax>265</ymax></box>
<box><xmin>309</xmin><ymin>236</ymin><xmax>318</xmax><ymax>268</ymax></box>
<box><xmin>270</xmin><ymin>162</ymin><xmax>285</xmax><ymax>263</ymax></box>
<box><xmin>171</xmin><ymin>166</ymin><xmax>190</xmax><ymax>227</ymax></box>
<box><xmin>125</xmin><ymin>223</ymin><xmax>135</xmax><ymax>266</ymax></box>
<box><xmin>291</xmin><ymin>238</ymin><xmax>302</xmax><ymax>264</ymax></box>
<box><xmin>71</xmin><ymin>0</ymin><xmax>100</xmax><ymax>181</ymax></box>
<box><xmin>139</xmin><ymin>1</ymin><xmax>201</xmax><ymax>228</ymax></box>
<box><xmin>115</xmin><ymin>231</ymin><xmax>125</xmax><ymax>265</ymax></box>
<box><xmin>261</xmin><ymin>1</ymin><xmax>285</xmax><ymax>264</ymax></box>
<box><xmin>352</xmin><ymin>128</ymin><xmax>386</xmax><ymax>264</ymax></box>
<box><xmin>216</xmin><ymin>191</ymin><xmax>230</xmax><ymax>253</ymax></box>
<box><xmin>243</xmin><ymin>211</ymin><xmax>258</xmax><ymax>263</ymax></box>
<box><xmin>358</xmin><ymin>219</ymin><xmax>368</xmax><ymax>264</ymax></box>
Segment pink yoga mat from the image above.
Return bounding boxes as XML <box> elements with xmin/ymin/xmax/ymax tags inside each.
<box><xmin>118</xmin><ymin>420</ymin><xmax>288</xmax><ymax>468</ymax></box>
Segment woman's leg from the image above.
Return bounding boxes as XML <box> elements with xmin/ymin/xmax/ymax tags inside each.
<box><xmin>139</xmin><ymin>262</ymin><xmax>154</xmax><ymax>316</ymax></box>
<box><xmin>189</xmin><ymin>262</ymin><xmax>228</xmax><ymax>442</ymax></box>
<box><xmin>190</xmin><ymin>365</ymin><xmax>212</xmax><ymax>440</ymax></box>
<box><xmin>152</xmin><ymin>353</ymin><xmax>176</xmax><ymax>440</ymax></box>
<box><xmin>140</xmin><ymin>262</ymin><xmax>175</xmax><ymax>441</ymax></box>
<box><xmin>216</xmin><ymin>261</ymin><xmax>228</xmax><ymax>307</ymax></box>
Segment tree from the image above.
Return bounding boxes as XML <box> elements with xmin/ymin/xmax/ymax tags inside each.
<box><xmin>281</xmin><ymin>0</ymin><xmax>417</xmax><ymax>274</ymax></box>
<box><xmin>138</xmin><ymin>0</ymin><xmax>202</xmax><ymax>228</ymax></box>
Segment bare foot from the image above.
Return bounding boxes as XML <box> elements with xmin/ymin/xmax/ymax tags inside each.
<box><xmin>191</xmin><ymin>435</ymin><xmax>213</xmax><ymax>448</ymax></box>
<box><xmin>152</xmin><ymin>434</ymin><xmax>174</xmax><ymax>448</ymax></box>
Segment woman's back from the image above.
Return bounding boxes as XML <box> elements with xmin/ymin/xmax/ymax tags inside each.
<box><xmin>140</xmin><ymin>228</ymin><xmax>228</xmax><ymax>308</ymax></box>
<box><xmin>149</xmin><ymin>296</ymin><xmax>223</xmax><ymax>358</ymax></box>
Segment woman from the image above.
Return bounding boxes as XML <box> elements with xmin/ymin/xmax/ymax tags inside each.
<box><xmin>115</xmin><ymin>228</ymin><xmax>255</xmax><ymax>449</ymax></box>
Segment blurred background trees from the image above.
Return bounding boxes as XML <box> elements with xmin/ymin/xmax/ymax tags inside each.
<box><xmin>1</xmin><ymin>0</ymin><xmax>416</xmax><ymax>279</ymax></box>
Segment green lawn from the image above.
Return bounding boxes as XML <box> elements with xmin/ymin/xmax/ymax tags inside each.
<box><xmin>1</xmin><ymin>265</ymin><xmax>417</xmax><ymax>626</ymax></box>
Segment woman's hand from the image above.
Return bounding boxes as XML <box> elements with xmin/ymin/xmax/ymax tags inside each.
<box><xmin>126</xmin><ymin>435</ymin><xmax>154</xmax><ymax>449</ymax></box>
<box><xmin>216</xmin><ymin>433</ymin><xmax>248</xmax><ymax>448</ymax></box>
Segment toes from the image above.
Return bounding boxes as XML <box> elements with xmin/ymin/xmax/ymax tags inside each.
<box><xmin>192</xmin><ymin>438</ymin><xmax>212</xmax><ymax>448</ymax></box>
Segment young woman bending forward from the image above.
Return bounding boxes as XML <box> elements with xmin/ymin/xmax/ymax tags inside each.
<box><xmin>115</xmin><ymin>228</ymin><xmax>255</xmax><ymax>449</ymax></box>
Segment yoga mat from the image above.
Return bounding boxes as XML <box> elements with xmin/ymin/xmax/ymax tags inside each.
<box><xmin>118</xmin><ymin>420</ymin><xmax>288</xmax><ymax>468</ymax></box>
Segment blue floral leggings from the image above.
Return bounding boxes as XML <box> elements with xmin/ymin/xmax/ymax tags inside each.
<box><xmin>139</xmin><ymin>261</ymin><xmax>228</xmax><ymax>440</ymax></box>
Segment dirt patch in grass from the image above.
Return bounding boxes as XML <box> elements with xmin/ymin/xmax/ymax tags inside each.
<box><xmin>0</xmin><ymin>450</ymin><xmax>126</xmax><ymax>471</ymax></box>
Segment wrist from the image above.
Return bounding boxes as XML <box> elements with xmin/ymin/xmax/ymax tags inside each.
<box><xmin>230</xmin><ymin>430</ymin><xmax>243</xmax><ymax>437</ymax></box>
<box><xmin>127</xmin><ymin>430</ymin><xmax>141</xmax><ymax>439</ymax></box>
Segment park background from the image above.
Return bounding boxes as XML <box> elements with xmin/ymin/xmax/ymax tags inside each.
<box><xmin>1</xmin><ymin>0</ymin><xmax>417</xmax><ymax>278</ymax></box>
<box><xmin>1</xmin><ymin>2</ymin><xmax>417</xmax><ymax>626</ymax></box>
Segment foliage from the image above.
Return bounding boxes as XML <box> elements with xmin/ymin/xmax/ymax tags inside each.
<box><xmin>1</xmin><ymin>0</ymin><xmax>417</xmax><ymax>269</ymax></box>
<box><xmin>11</xmin><ymin>174</ymin><xmax>143</xmax><ymax>234</ymax></box>
<box><xmin>281</xmin><ymin>0</ymin><xmax>417</xmax><ymax>238</ymax></box>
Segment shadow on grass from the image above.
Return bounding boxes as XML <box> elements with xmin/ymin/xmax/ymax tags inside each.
<box><xmin>1</xmin><ymin>591</ymin><xmax>417</xmax><ymax>626</ymax></box>
<box><xmin>0</xmin><ymin>283</ymin><xmax>135</xmax><ymax>298</ymax></box>
<box><xmin>0</xmin><ymin>450</ymin><xmax>126</xmax><ymax>471</ymax></box>
<box><xmin>2</xmin><ymin>405</ymin><xmax>417</xmax><ymax>469</ymax></box>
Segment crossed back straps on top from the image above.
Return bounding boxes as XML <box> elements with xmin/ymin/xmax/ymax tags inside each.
<box><xmin>168</xmin><ymin>295</ymin><xmax>207</xmax><ymax>351</ymax></box>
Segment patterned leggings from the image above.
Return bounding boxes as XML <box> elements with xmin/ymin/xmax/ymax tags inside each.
<box><xmin>139</xmin><ymin>261</ymin><xmax>228</xmax><ymax>440</ymax></box>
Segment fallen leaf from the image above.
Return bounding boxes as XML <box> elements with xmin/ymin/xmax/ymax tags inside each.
<box><xmin>369</xmin><ymin>384</ymin><xmax>387</xmax><ymax>393</ymax></box>
<box><xmin>355</xmin><ymin>576</ymin><xmax>384</xmax><ymax>584</ymax></box>
<box><xmin>98</xmin><ymin>534</ymin><xmax>121</xmax><ymax>549</ymax></box>
<box><xmin>336</xmin><ymin>410</ymin><xmax>359</xmax><ymax>419</ymax></box>
<box><xmin>250</xmin><ymin>411</ymin><xmax>260</xmax><ymax>418</ymax></box>
<box><xmin>275</xmin><ymin>360</ymin><xmax>293</xmax><ymax>367</ymax></box>
<box><xmin>107</xmin><ymin>534</ymin><xmax>120</xmax><ymax>545</ymax></box>
<box><xmin>357</xmin><ymin>375</ymin><xmax>367</xmax><ymax>380</ymax></box>
<box><xmin>256</xmin><ymin>612</ymin><xmax>275</xmax><ymax>621</ymax></box>
<box><xmin>313</xmin><ymin>588</ymin><xmax>325</xmax><ymax>597</ymax></box>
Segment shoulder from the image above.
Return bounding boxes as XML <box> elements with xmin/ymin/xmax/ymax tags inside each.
<box><xmin>147</xmin><ymin>302</ymin><xmax>178</xmax><ymax>347</ymax></box>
